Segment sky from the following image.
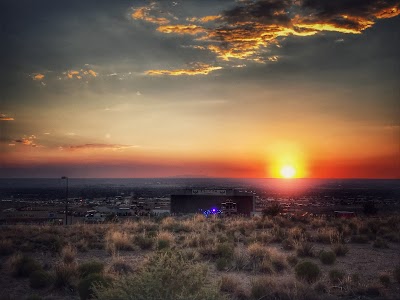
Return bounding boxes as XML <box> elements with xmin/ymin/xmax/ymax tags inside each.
<box><xmin>0</xmin><ymin>0</ymin><xmax>399</xmax><ymax>178</ymax></box>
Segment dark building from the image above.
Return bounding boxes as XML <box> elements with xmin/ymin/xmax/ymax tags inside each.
<box><xmin>170</xmin><ymin>189</ymin><xmax>255</xmax><ymax>216</ymax></box>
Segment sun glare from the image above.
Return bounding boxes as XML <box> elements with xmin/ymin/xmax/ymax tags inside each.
<box><xmin>280</xmin><ymin>165</ymin><xmax>296</xmax><ymax>178</ymax></box>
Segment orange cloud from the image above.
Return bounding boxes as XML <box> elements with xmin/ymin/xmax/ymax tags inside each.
<box><xmin>145</xmin><ymin>63</ymin><xmax>222</xmax><ymax>76</ymax></box>
<box><xmin>67</xmin><ymin>70</ymin><xmax>80</xmax><ymax>79</ymax></box>
<box><xmin>87</xmin><ymin>69</ymin><xmax>97</xmax><ymax>77</ymax></box>
<box><xmin>14</xmin><ymin>135</ymin><xmax>38</xmax><ymax>147</ymax></box>
<box><xmin>0</xmin><ymin>113</ymin><xmax>14</xmax><ymax>121</ymax></box>
<box><xmin>157</xmin><ymin>24</ymin><xmax>207</xmax><ymax>35</ymax></box>
<box><xmin>33</xmin><ymin>73</ymin><xmax>45</xmax><ymax>81</ymax></box>
<box><xmin>67</xmin><ymin>143</ymin><xmax>139</xmax><ymax>151</ymax></box>
<box><xmin>131</xmin><ymin>6</ymin><xmax>170</xmax><ymax>25</ymax></box>
<box><xmin>145</xmin><ymin>0</ymin><xmax>400</xmax><ymax>64</ymax></box>
<box><xmin>187</xmin><ymin>15</ymin><xmax>221</xmax><ymax>23</ymax></box>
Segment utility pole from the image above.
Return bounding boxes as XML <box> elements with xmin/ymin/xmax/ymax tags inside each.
<box><xmin>61</xmin><ymin>176</ymin><xmax>68</xmax><ymax>225</ymax></box>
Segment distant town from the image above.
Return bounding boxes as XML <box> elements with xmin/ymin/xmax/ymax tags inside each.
<box><xmin>1</xmin><ymin>179</ymin><xmax>399</xmax><ymax>225</ymax></box>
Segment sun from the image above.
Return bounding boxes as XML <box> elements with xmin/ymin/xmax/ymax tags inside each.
<box><xmin>280</xmin><ymin>165</ymin><xmax>296</xmax><ymax>178</ymax></box>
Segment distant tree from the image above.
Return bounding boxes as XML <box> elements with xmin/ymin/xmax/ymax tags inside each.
<box><xmin>262</xmin><ymin>202</ymin><xmax>282</xmax><ymax>217</ymax></box>
<box><xmin>363</xmin><ymin>202</ymin><xmax>378</xmax><ymax>215</ymax></box>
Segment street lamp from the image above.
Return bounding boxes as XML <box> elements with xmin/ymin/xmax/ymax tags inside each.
<box><xmin>61</xmin><ymin>176</ymin><xmax>68</xmax><ymax>225</ymax></box>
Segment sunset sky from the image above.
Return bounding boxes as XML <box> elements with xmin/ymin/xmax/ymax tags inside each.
<box><xmin>1</xmin><ymin>0</ymin><xmax>399</xmax><ymax>178</ymax></box>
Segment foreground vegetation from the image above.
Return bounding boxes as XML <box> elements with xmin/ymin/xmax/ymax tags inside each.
<box><xmin>1</xmin><ymin>213</ymin><xmax>400</xmax><ymax>300</ymax></box>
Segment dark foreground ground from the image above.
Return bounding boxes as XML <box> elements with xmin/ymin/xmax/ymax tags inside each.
<box><xmin>0</xmin><ymin>214</ymin><xmax>400</xmax><ymax>300</ymax></box>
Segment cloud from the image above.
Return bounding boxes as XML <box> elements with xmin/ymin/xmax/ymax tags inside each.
<box><xmin>131</xmin><ymin>0</ymin><xmax>400</xmax><ymax>64</ymax></box>
<box><xmin>145</xmin><ymin>63</ymin><xmax>222</xmax><ymax>76</ymax></box>
<box><xmin>186</xmin><ymin>15</ymin><xmax>221</xmax><ymax>23</ymax></box>
<box><xmin>14</xmin><ymin>135</ymin><xmax>38</xmax><ymax>147</ymax></box>
<box><xmin>0</xmin><ymin>113</ymin><xmax>14</xmax><ymax>121</ymax></box>
<box><xmin>157</xmin><ymin>24</ymin><xmax>207</xmax><ymax>35</ymax></box>
<box><xmin>67</xmin><ymin>143</ymin><xmax>139</xmax><ymax>151</ymax></box>
<box><xmin>33</xmin><ymin>73</ymin><xmax>45</xmax><ymax>81</ymax></box>
<box><xmin>131</xmin><ymin>4</ymin><xmax>170</xmax><ymax>25</ymax></box>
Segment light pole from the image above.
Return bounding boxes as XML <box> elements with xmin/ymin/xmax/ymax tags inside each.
<box><xmin>61</xmin><ymin>176</ymin><xmax>68</xmax><ymax>225</ymax></box>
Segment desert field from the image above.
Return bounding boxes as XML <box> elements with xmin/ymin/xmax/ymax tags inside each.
<box><xmin>0</xmin><ymin>214</ymin><xmax>399</xmax><ymax>300</ymax></box>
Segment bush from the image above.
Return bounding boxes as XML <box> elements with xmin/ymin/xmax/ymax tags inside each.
<box><xmin>287</xmin><ymin>255</ymin><xmax>298</xmax><ymax>267</ymax></box>
<box><xmin>54</xmin><ymin>263</ymin><xmax>77</xmax><ymax>288</ymax></box>
<box><xmin>329</xmin><ymin>269</ymin><xmax>345</xmax><ymax>284</ymax></box>
<box><xmin>262</xmin><ymin>202</ymin><xmax>282</xmax><ymax>217</ymax></box>
<box><xmin>78</xmin><ymin>261</ymin><xmax>105</xmax><ymax>278</ymax></box>
<box><xmin>295</xmin><ymin>261</ymin><xmax>320</xmax><ymax>283</ymax></box>
<box><xmin>319</xmin><ymin>250</ymin><xmax>336</xmax><ymax>265</ymax></box>
<box><xmin>29</xmin><ymin>270</ymin><xmax>52</xmax><ymax>289</ymax></box>
<box><xmin>10</xmin><ymin>254</ymin><xmax>42</xmax><ymax>277</ymax></box>
<box><xmin>332</xmin><ymin>243</ymin><xmax>349</xmax><ymax>256</ymax></box>
<box><xmin>220</xmin><ymin>275</ymin><xmax>241</xmax><ymax>294</ymax></box>
<box><xmin>296</xmin><ymin>241</ymin><xmax>315</xmax><ymax>257</ymax></box>
<box><xmin>78</xmin><ymin>273</ymin><xmax>111</xmax><ymax>300</ymax></box>
<box><xmin>94</xmin><ymin>251</ymin><xmax>224</xmax><ymax>300</ymax></box>
<box><xmin>109</xmin><ymin>260</ymin><xmax>134</xmax><ymax>275</ymax></box>
<box><xmin>216</xmin><ymin>243</ymin><xmax>234</xmax><ymax>260</ymax></box>
<box><xmin>216</xmin><ymin>258</ymin><xmax>230</xmax><ymax>271</ymax></box>
<box><xmin>134</xmin><ymin>235</ymin><xmax>154</xmax><ymax>250</ymax></box>
<box><xmin>61</xmin><ymin>244</ymin><xmax>77</xmax><ymax>264</ymax></box>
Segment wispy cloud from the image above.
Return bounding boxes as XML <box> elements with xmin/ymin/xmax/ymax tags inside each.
<box><xmin>131</xmin><ymin>3</ymin><xmax>170</xmax><ymax>25</ymax></box>
<box><xmin>145</xmin><ymin>63</ymin><xmax>222</xmax><ymax>76</ymax></box>
<box><xmin>32</xmin><ymin>73</ymin><xmax>45</xmax><ymax>81</ymax></box>
<box><xmin>0</xmin><ymin>113</ymin><xmax>14</xmax><ymax>121</ymax></box>
<box><xmin>13</xmin><ymin>135</ymin><xmax>39</xmax><ymax>147</ymax></box>
<box><xmin>66</xmin><ymin>143</ymin><xmax>139</xmax><ymax>151</ymax></box>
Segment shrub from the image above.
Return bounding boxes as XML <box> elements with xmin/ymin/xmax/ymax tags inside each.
<box><xmin>373</xmin><ymin>238</ymin><xmax>389</xmax><ymax>249</ymax></box>
<box><xmin>262</xmin><ymin>202</ymin><xmax>282</xmax><ymax>217</ymax></box>
<box><xmin>109</xmin><ymin>260</ymin><xmax>134</xmax><ymax>275</ymax></box>
<box><xmin>250</xmin><ymin>277</ymin><xmax>273</xmax><ymax>299</ymax></box>
<box><xmin>319</xmin><ymin>250</ymin><xmax>336</xmax><ymax>265</ymax></box>
<box><xmin>220</xmin><ymin>275</ymin><xmax>241</xmax><ymax>294</ymax></box>
<box><xmin>216</xmin><ymin>243</ymin><xmax>234</xmax><ymax>260</ymax></box>
<box><xmin>295</xmin><ymin>261</ymin><xmax>320</xmax><ymax>283</ymax></box>
<box><xmin>287</xmin><ymin>255</ymin><xmax>298</xmax><ymax>267</ymax></box>
<box><xmin>332</xmin><ymin>243</ymin><xmax>349</xmax><ymax>256</ymax></box>
<box><xmin>61</xmin><ymin>244</ymin><xmax>77</xmax><ymax>264</ymax></box>
<box><xmin>9</xmin><ymin>254</ymin><xmax>42</xmax><ymax>277</ymax></box>
<box><xmin>329</xmin><ymin>269</ymin><xmax>345</xmax><ymax>284</ymax></box>
<box><xmin>282</xmin><ymin>238</ymin><xmax>295</xmax><ymax>250</ymax></box>
<box><xmin>78</xmin><ymin>261</ymin><xmax>105</xmax><ymax>278</ymax></box>
<box><xmin>0</xmin><ymin>239</ymin><xmax>14</xmax><ymax>256</ymax></box>
<box><xmin>251</xmin><ymin>277</ymin><xmax>317</xmax><ymax>300</ymax></box>
<box><xmin>29</xmin><ymin>270</ymin><xmax>52</xmax><ymax>289</ymax></box>
<box><xmin>94</xmin><ymin>251</ymin><xmax>224</xmax><ymax>300</ymax></box>
<box><xmin>156</xmin><ymin>231</ymin><xmax>174</xmax><ymax>250</ymax></box>
<box><xmin>134</xmin><ymin>235</ymin><xmax>154</xmax><ymax>250</ymax></box>
<box><xmin>54</xmin><ymin>263</ymin><xmax>77</xmax><ymax>288</ymax></box>
<box><xmin>233</xmin><ymin>247</ymin><xmax>250</xmax><ymax>271</ymax></box>
<box><xmin>78</xmin><ymin>273</ymin><xmax>111</xmax><ymax>300</ymax></box>
<box><xmin>295</xmin><ymin>240</ymin><xmax>315</xmax><ymax>257</ymax></box>
<box><xmin>216</xmin><ymin>258</ymin><xmax>230</xmax><ymax>271</ymax></box>
<box><xmin>105</xmin><ymin>231</ymin><xmax>134</xmax><ymax>252</ymax></box>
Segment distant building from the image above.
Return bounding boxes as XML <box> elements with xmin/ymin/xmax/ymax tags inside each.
<box><xmin>170</xmin><ymin>189</ymin><xmax>255</xmax><ymax>216</ymax></box>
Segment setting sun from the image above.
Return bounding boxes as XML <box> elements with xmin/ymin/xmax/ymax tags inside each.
<box><xmin>280</xmin><ymin>165</ymin><xmax>296</xmax><ymax>178</ymax></box>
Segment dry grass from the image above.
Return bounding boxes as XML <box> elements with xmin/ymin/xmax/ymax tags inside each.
<box><xmin>105</xmin><ymin>230</ymin><xmax>134</xmax><ymax>253</ymax></box>
<box><xmin>61</xmin><ymin>244</ymin><xmax>77</xmax><ymax>264</ymax></box>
